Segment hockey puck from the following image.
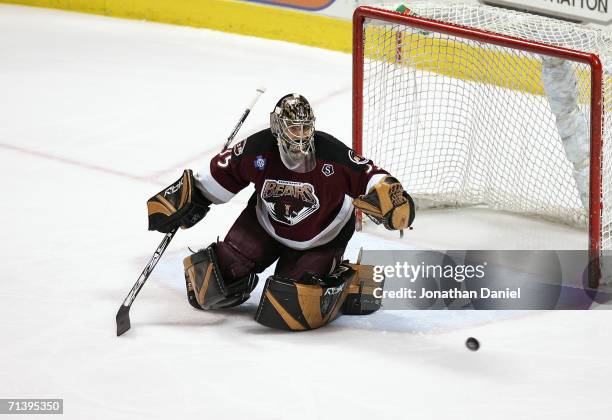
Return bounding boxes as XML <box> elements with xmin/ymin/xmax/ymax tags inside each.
<box><xmin>465</xmin><ymin>337</ymin><xmax>480</xmax><ymax>351</ymax></box>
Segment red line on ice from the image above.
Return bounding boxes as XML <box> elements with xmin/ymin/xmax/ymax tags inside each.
<box><xmin>0</xmin><ymin>142</ymin><xmax>160</xmax><ymax>185</ymax></box>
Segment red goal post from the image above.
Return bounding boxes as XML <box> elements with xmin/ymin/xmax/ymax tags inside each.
<box><xmin>352</xmin><ymin>5</ymin><xmax>604</xmax><ymax>287</ymax></box>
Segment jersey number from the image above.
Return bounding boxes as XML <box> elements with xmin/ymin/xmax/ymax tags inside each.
<box><xmin>217</xmin><ymin>150</ymin><xmax>232</xmax><ymax>168</ymax></box>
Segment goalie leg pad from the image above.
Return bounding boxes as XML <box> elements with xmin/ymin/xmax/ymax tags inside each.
<box><xmin>183</xmin><ymin>243</ymin><xmax>258</xmax><ymax>310</ymax></box>
<box><xmin>255</xmin><ymin>273</ymin><xmax>350</xmax><ymax>331</ymax></box>
<box><xmin>255</xmin><ymin>261</ymin><xmax>382</xmax><ymax>331</ymax></box>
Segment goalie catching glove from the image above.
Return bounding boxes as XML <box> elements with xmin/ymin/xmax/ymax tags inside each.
<box><xmin>147</xmin><ymin>169</ymin><xmax>211</xmax><ymax>233</ymax></box>
<box><xmin>353</xmin><ymin>176</ymin><xmax>415</xmax><ymax>230</ymax></box>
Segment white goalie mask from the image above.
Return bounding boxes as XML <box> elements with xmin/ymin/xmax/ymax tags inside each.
<box><xmin>270</xmin><ymin>94</ymin><xmax>316</xmax><ymax>173</ymax></box>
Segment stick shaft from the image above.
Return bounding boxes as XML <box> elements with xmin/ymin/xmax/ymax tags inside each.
<box><xmin>222</xmin><ymin>88</ymin><xmax>266</xmax><ymax>152</ymax></box>
<box><xmin>116</xmin><ymin>228</ymin><xmax>177</xmax><ymax>336</ymax></box>
<box><xmin>121</xmin><ymin>228</ymin><xmax>177</xmax><ymax>308</ymax></box>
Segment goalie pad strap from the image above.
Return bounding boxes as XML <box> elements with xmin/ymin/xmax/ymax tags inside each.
<box><xmin>147</xmin><ymin>169</ymin><xmax>211</xmax><ymax>233</ymax></box>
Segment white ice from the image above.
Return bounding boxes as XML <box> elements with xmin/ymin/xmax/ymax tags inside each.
<box><xmin>0</xmin><ymin>4</ymin><xmax>610</xmax><ymax>420</ymax></box>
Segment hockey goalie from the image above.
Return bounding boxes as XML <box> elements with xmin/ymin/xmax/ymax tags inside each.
<box><xmin>146</xmin><ymin>94</ymin><xmax>415</xmax><ymax>331</ymax></box>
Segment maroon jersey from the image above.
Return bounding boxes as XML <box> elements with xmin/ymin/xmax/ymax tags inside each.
<box><xmin>195</xmin><ymin>129</ymin><xmax>388</xmax><ymax>250</ymax></box>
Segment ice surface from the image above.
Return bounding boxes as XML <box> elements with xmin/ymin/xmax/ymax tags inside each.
<box><xmin>0</xmin><ymin>4</ymin><xmax>610</xmax><ymax>420</ymax></box>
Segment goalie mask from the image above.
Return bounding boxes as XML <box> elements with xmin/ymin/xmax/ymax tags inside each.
<box><xmin>270</xmin><ymin>94</ymin><xmax>316</xmax><ymax>173</ymax></box>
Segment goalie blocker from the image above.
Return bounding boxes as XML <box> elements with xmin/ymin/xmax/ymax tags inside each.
<box><xmin>147</xmin><ymin>169</ymin><xmax>211</xmax><ymax>233</ymax></box>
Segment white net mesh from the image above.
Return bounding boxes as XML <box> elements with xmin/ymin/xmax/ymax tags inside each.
<box><xmin>358</xmin><ymin>1</ymin><xmax>612</xmax><ymax>267</ymax></box>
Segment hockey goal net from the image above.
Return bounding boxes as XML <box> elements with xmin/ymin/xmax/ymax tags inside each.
<box><xmin>353</xmin><ymin>1</ymin><xmax>612</xmax><ymax>286</ymax></box>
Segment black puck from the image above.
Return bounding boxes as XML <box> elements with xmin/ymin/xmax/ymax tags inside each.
<box><xmin>466</xmin><ymin>337</ymin><xmax>480</xmax><ymax>351</ymax></box>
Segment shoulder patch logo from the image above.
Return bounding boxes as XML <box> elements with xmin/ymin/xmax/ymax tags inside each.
<box><xmin>254</xmin><ymin>155</ymin><xmax>266</xmax><ymax>171</ymax></box>
<box><xmin>261</xmin><ymin>180</ymin><xmax>320</xmax><ymax>226</ymax></box>
<box><xmin>233</xmin><ymin>140</ymin><xmax>246</xmax><ymax>156</ymax></box>
<box><xmin>322</xmin><ymin>163</ymin><xmax>334</xmax><ymax>177</ymax></box>
<box><xmin>348</xmin><ymin>150</ymin><xmax>370</xmax><ymax>165</ymax></box>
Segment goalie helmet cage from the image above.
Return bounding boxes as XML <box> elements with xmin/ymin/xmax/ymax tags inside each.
<box><xmin>352</xmin><ymin>2</ymin><xmax>610</xmax><ymax>287</ymax></box>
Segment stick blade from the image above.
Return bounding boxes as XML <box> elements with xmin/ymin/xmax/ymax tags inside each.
<box><xmin>116</xmin><ymin>305</ymin><xmax>131</xmax><ymax>336</ymax></box>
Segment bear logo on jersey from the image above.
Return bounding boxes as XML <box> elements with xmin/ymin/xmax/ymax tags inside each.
<box><xmin>261</xmin><ymin>180</ymin><xmax>320</xmax><ymax>226</ymax></box>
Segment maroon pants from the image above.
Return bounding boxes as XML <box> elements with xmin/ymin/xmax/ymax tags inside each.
<box><xmin>216</xmin><ymin>195</ymin><xmax>355</xmax><ymax>282</ymax></box>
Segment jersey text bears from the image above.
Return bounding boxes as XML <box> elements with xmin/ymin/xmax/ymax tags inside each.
<box><xmin>261</xmin><ymin>180</ymin><xmax>320</xmax><ymax>226</ymax></box>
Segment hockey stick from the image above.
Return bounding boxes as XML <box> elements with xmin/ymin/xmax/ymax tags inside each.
<box><xmin>116</xmin><ymin>87</ymin><xmax>267</xmax><ymax>336</ymax></box>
